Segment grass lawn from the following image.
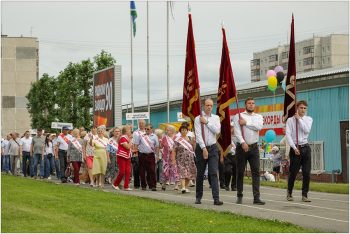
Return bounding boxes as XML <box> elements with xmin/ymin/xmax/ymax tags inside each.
<box><xmin>244</xmin><ymin>177</ymin><xmax>349</xmax><ymax>194</ymax></box>
<box><xmin>1</xmin><ymin>175</ymin><xmax>317</xmax><ymax>233</ymax></box>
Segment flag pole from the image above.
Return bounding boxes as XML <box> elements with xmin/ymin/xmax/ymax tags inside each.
<box><xmin>166</xmin><ymin>1</ymin><xmax>170</xmax><ymax>123</ymax></box>
<box><xmin>147</xmin><ymin>1</ymin><xmax>150</xmax><ymax>123</ymax></box>
<box><xmin>130</xmin><ymin>10</ymin><xmax>134</xmax><ymax>129</ymax></box>
<box><xmin>188</xmin><ymin>4</ymin><xmax>205</xmax><ymax>145</ymax></box>
<box><xmin>221</xmin><ymin>22</ymin><xmax>245</xmax><ymax>141</ymax></box>
<box><xmin>292</xmin><ymin>14</ymin><xmax>298</xmax><ymax>147</ymax></box>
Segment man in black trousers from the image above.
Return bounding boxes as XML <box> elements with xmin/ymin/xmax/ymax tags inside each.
<box><xmin>232</xmin><ymin>97</ymin><xmax>265</xmax><ymax>205</ymax></box>
<box><xmin>194</xmin><ymin>98</ymin><xmax>223</xmax><ymax>206</ymax></box>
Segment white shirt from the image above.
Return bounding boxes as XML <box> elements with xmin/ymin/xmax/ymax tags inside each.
<box><xmin>232</xmin><ymin>111</ymin><xmax>263</xmax><ymax>145</ymax></box>
<box><xmin>194</xmin><ymin>111</ymin><xmax>221</xmax><ymax>149</ymax></box>
<box><xmin>57</xmin><ymin>134</ymin><xmax>69</xmax><ymax>150</ymax></box>
<box><xmin>286</xmin><ymin>115</ymin><xmax>313</xmax><ymax>150</ymax></box>
<box><xmin>20</xmin><ymin>137</ymin><xmax>32</xmax><ymax>152</ymax></box>
<box><xmin>1</xmin><ymin>139</ymin><xmax>10</xmax><ymax>155</ymax></box>
<box><xmin>45</xmin><ymin>142</ymin><xmax>54</xmax><ymax>155</ymax></box>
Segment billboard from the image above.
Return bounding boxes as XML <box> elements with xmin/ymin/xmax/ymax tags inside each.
<box><xmin>93</xmin><ymin>66</ymin><xmax>122</xmax><ymax>128</ymax></box>
<box><xmin>229</xmin><ymin>103</ymin><xmax>285</xmax><ymax>136</ymax></box>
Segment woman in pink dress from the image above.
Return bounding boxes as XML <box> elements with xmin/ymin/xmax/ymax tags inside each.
<box><xmin>161</xmin><ymin>125</ymin><xmax>179</xmax><ymax>191</ymax></box>
<box><xmin>171</xmin><ymin>124</ymin><xmax>197</xmax><ymax>193</ymax></box>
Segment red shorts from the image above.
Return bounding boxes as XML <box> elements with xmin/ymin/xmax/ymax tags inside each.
<box><xmin>86</xmin><ymin>156</ymin><xmax>94</xmax><ymax>169</ymax></box>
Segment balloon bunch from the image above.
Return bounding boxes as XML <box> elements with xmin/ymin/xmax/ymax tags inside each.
<box><xmin>266</xmin><ymin>66</ymin><xmax>286</xmax><ymax>92</ymax></box>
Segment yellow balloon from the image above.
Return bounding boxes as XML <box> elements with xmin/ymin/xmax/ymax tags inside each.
<box><xmin>267</xmin><ymin>76</ymin><xmax>277</xmax><ymax>91</ymax></box>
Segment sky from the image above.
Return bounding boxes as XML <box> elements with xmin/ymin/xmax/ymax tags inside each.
<box><xmin>1</xmin><ymin>0</ymin><xmax>349</xmax><ymax>107</ymax></box>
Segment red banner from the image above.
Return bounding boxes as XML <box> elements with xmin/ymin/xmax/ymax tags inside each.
<box><xmin>283</xmin><ymin>15</ymin><xmax>297</xmax><ymax>122</ymax></box>
<box><xmin>182</xmin><ymin>14</ymin><xmax>201</xmax><ymax>124</ymax></box>
<box><xmin>216</xmin><ymin>28</ymin><xmax>237</xmax><ymax>155</ymax></box>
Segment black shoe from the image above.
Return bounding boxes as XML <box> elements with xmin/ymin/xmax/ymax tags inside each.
<box><xmin>231</xmin><ymin>187</ymin><xmax>237</xmax><ymax>191</ymax></box>
<box><xmin>141</xmin><ymin>187</ymin><xmax>147</xmax><ymax>191</ymax></box>
<box><xmin>236</xmin><ymin>197</ymin><xmax>242</xmax><ymax>204</ymax></box>
<box><xmin>151</xmin><ymin>188</ymin><xmax>157</xmax><ymax>191</ymax></box>
<box><xmin>225</xmin><ymin>186</ymin><xmax>229</xmax><ymax>191</ymax></box>
<box><xmin>214</xmin><ymin>200</ymin><xmax>223</xmax><ymax>205</ymax></box>
<box><xmin>220</xmin><ymin>185</ymin><xmax>227</xmax><ymax>190</ymax></box>
<box><xmin>195</xmin><ymin>199</ymin><xmax>201</xmax><ymax>204</ymax></box>
<box><xmin>161</xmin><ymin>186</ymin><xmax>166</xmax><ymax>191</ymax></box>
<box><xmin>253</xmin><ymin>199</ymin><xmax>265</xmax><ymax>205</ymax></box>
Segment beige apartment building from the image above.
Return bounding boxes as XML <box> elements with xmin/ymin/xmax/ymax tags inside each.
<box><xmin>1</xmin><ymin>35</ymin><xmax>39</xmax><ymax>136</ymax></box>
<box><xmin>250</xmin><ymin>34</ymin><xmax>349</xmax><ymax>82</ymax></box>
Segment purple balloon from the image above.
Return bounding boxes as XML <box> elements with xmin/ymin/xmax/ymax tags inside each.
<box><xmin>266</xmin><ymin>70</ymin><xmax>276</xmax><ymax>78</ymax></box>
<box><xmin>274</xmin><ymin>65</ymin><xmax>283</xmax><ymax>73</ymax></box>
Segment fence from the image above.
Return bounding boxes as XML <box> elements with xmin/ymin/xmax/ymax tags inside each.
<box><xmin>245</xmin><ymin>141</ymin><xmax>324</xmax><ymax>174</ymax></box>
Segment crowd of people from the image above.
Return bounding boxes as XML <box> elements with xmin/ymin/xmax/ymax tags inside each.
<box><xmin>1</xmin><ymin>97</ymin><xmax>313</xmax><ymax>205</ymax></box>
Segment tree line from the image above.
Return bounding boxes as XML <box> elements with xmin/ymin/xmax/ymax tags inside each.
<box><xmin>26</xmin><ymin>50</ymin><xmax>116</xmax><ymax>132</ymax></box>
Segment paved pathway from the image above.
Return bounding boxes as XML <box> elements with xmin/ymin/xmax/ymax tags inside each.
<box><xmin>51</xmin><ymin>179</ymin><xmax>348</xmax><ymax>233</ymax></box>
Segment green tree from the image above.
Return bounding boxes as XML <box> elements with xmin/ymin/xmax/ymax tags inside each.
<box><xmin>27</xmin><ymin>50</ymin><xmax>117</xmax><ymax>130</ymax></box>
<box><xmin>93</xmin><ymin>50</ymin><xmax>116</xmax><ymax>71</ymax></box>
<box><xmin>26</xmin><ymin>73</ymin><xmax>57</xmax><ymax>131</ymax></box>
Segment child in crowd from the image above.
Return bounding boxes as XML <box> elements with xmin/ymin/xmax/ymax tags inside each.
<box><xmin>270</xmin><ymin>146</ymin><xmax>282</xmax><ymax>182</ymax></box>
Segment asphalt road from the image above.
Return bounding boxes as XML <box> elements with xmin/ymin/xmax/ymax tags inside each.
<box><xmin>51</xmin><ymin>179</ymin><xmax>349</xmax><ymax>233</ymax></box>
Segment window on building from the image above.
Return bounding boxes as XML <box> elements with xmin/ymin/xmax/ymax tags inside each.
<box><xmin>327</xmin><ymin>45</ymin><xmax>330</xmax><ymax>51</ymax></box>
<box><xmin>268</xmin><ymin>54</ymin><xmax>278</xmax><ymax>62</ymax></box>
<box><xmin>281</xmin><ymin>52</ymin><xmax>289</xmax><ymax>59</ymax></box>
<box><xmin>328</xmin><ymin>57</ymin><xmax>330</xmax><ymax>63</ymax></box>
<box><xmin>251</xmin><ymin>59</ymin><xmax>260</xmax><ymax>66</ymax></box>
<box><xmin>303</xmin><ymin>46</ymin><xmax>314</xmax><ymax>54</ymax></box>
<box><xmin>303</xmin><ymin>57</ymin><xmax>314</xmax><ymax>66</ymax></box>
<box><xmin>251</xmin><ymin>69</ymin><xmax>260</xmax><ymax>76</ymax></box>
<box><xmin>281</xmin><ymin>63</ymin><xmax>288</xmax><ymax>70</ymax></box>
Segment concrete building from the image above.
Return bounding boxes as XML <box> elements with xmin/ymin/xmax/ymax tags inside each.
<box><xmin>250</xmin><ymin>34</ymin><xmax>349</xmax><ymax>82</ymax></box>
<box><xmin>1</xmin><ymin>35</ymin><xmax>39</xmax><ymax>136</ymax></box>
<box><xmin>123</xmin><ymin>66</ymin><xmax>349</xmax><ymax>183</ymax></box>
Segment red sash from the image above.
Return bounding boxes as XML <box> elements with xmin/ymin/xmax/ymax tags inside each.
<box><xmin>71</xmin><ymin>138</ymin><xmax>82</xmax><ymax>153</ymax></box>
<box><xmin>176</xmin><ymin>137</ymin><xmax>194</xmax><ymax>154</ymax></box>
<box><xmin>60</xmin><ymin>133</ymin><xmax>70</xmax><ymax>144</ymax></box>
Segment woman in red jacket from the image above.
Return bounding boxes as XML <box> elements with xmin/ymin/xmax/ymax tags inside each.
<box><xmin>112</xmin><ymin>125</ymin><xmax>133</xmax><ymax>191</ymax></box>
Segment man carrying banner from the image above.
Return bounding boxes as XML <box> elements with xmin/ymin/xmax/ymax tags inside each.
<box><xmin>233</xmin><ymin>97</ymin><xmax>265</xmax><ymax>205</ymax></box>
<box><xmin>194</xmin><ymin>98</ymin><xmax>223</xmax><ymax>206</ymax></box>
<box><xmin>286</xmin><ymin>100</ymin><xmax>313</xmax><ymax>202</ymax></box>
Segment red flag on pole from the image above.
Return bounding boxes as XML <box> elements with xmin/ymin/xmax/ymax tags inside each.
<box><xmin>216</xmin><ymin>27</ymin><xmax>238</xmax><ymax>155</ymax></box>
<box><xmin>283</xmin><ymin>14</ymin><xmax>297</xmax><ymax>122</ymax></box>
<box><xmin>182</xmin><ymin>13</ymin><xmax>201</xmax><ymax>124</ymax></box>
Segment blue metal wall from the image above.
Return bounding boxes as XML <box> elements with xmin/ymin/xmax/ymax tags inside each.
<box><xmin>123</xmin><ymin>85</ymin><xmax>348</xmax><ymax>172</ymax></box>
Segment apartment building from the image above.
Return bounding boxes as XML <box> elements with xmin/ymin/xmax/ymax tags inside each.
<box><xmin>250</xmin><ymin>34</ymin><xmax>348</xmax><ymax>82</ymax></box>
<box><xmin>1</xmin><ymin>35</ymin><xmax>39</xmax><ymax>136</ymax></box>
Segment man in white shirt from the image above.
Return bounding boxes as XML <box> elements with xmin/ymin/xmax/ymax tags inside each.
<box><xmin>233</xmin><ymin>97</ymin><xmax>265</xmax><ymax>205</ymax></box>
<box><xmin>57</xmin><ymin>126</ymin><xmax>70</xmax><ymax>183</ymax></box>
<box><xmin>1</xmin><ymin>134</ymin><xmax>11</xmax><ymax>173</ymax></box>
<box><xmin>194</xmin><ymin>98</ymin><xmax>223</xmax><ymax>206</ymax></box>
<box><xmin>20</xmin><ymin>130</ymin><xmax>32</xmax><ymax>177</ymax></box>
<box><xmin>131</xmin><ymin>119</ymin><xmax>146</xmax><ymax>189</ymax></box>
<box><xmin>133</xmin><ymin>123</ymin><xmax>159</xmax><ymax>191</ymax></box>
<box><xmin>286</xmin><ymin>100</ymin><xmax>313</xmax><ymax>202</ymax></box>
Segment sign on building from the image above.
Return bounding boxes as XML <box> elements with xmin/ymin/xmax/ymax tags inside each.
<box><xmin>93</xmin><ymin>65</ymin><xmax>122</xmax><ymax>128</ymax></box>
<box><xmin>126</xmin><ymin>112</ymin><xmax>150</xmax><ymax>120</ymax></box>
